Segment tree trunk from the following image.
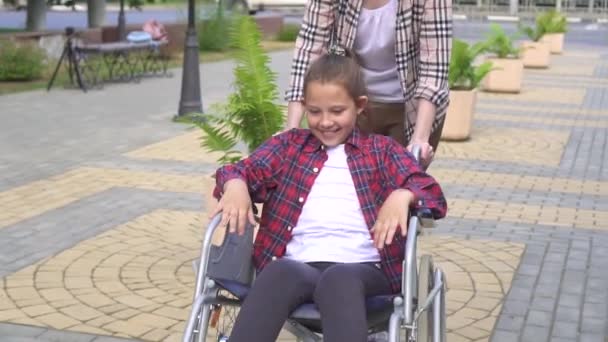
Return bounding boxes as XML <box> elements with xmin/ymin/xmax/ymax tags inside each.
<box><xmin>87</xmin><ymin>0</ymin><xmax>106</xmax><ymax>28</ymax></box>
<box><xmin>26</xmin><ymin>0</ymin><xmax>47</xmax><ymax>32</ymax></box>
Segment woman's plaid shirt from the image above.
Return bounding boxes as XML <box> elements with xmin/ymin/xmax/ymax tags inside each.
<box><xmin>285</xmin><ymin>0</ymin><xmax>453</xmax><ymax>141</ymax></box>
<box><xmin>214</xmin><ymin>128</ymin><xmax>447</xmax><ymax>293</ymax></box>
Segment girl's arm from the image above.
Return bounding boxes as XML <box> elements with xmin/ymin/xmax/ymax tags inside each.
<box><xmin>214</xmin><ymin>132</ymin><xmax>288</xmax><ymax>203</ymax></box>
<box><xmin>285</xmin><ymin>0</ymin><xmax>335</xmax><ymax>128</ymax></box>
<box><xmin>382</xmin><ymin>139</ymin><xmax>447</xmax><ymax>219</ymax></box>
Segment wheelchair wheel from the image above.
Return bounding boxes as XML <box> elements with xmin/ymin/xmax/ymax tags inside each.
<box><xmin>417</xmin><ymin>255</ymin><xmax>434</xmax><ymax>342</ymax></box>
<box><xmin>209</xmin><ymin>289</ymin><xmax>240</xmax><ymax>341</ymax></box>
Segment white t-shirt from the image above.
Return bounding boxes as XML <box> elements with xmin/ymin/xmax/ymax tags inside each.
<box><xmin>353</xmin><ymin>0</ymin><xmax>404</xmax><ymax>103</ymax></box>
<box><xmin>284</xmin><ymin>144</ymin><xmax>381</xmax><ymax>263</ymax></box>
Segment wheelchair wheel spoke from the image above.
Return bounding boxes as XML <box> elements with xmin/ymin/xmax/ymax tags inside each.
<box><xmin>417</xmin><ymin>255</ymin><xmax>434</xmax><ymax>342</ymax></box>
<box><xmin>209</xmin><ymin>289</ymin><xmax>240</xmax><ymax>342</ymax></box>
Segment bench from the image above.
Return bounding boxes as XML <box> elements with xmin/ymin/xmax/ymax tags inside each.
<box><xmin>72</xmin><ymin>39</ymin><xmax>172</xmax><ymax>90</ymax></box>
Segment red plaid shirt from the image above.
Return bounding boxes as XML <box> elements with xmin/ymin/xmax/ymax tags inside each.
<box><xmin>214</xmin><ymin>128</ymin><xmax>447</xmax><ymax>293</ymax></box>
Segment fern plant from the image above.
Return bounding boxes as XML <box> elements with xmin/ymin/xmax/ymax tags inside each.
<box><xmin>195</xmin><ymin>15</ymin><xmax>285</xmax><ymax>165</ymax></box>
<box><xmin>448</xmin><ymin>39</ymin><xmax>493</xmax><ymax>90</ymax></box>
<box><xmin>484</xmin><ymin>23</ymin><xmax>520</xmax><ymax>58</ymax></box>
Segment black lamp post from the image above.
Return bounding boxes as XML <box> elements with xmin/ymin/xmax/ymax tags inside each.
<box><xmin>117</xmin><ymin>0</ymin><xmax>126</xmax><ymax>41</ymax></box>
<box><xmin>177</xmin><ymin>0</ymin><xmax>203</xmax><ymax>117</ymax></box>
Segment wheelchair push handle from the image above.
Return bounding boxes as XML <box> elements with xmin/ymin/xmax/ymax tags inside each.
<box><xmin>411</xmin><ymin>144</ymin><xmax>422</xmax><ymax>164</ymax></box>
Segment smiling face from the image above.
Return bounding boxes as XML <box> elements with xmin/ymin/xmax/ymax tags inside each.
<box><xmin>303</xmin><ymin>81</ymin><xmax>368</xmax><ymax>147</ymax></box>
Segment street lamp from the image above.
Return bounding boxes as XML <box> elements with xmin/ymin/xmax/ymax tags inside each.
<box><xmin>177</xmin><ymin>0</ymin><xmax>203</xmax><ymax>116</ymax></box>
<box><xmin>117</xmin><ymin>0</ymin><xmax>126</xmax><ymax>41</ymax></box>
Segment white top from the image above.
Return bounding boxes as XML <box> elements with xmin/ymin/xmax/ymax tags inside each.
<box><xmin>353</xmin><ymin>0</ymin><xmax>404</xmax><ymax>103</ymax></box>
<box><xmin>284</xmin><ymin>144</ymin><xmax>381</xmax><ymax>263</ymax></box>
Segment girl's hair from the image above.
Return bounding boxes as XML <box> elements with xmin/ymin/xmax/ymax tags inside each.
<box><xmin>302</xmin><ymin>47</ymin><xmax>367</xmax><ymax>101</ymax></box>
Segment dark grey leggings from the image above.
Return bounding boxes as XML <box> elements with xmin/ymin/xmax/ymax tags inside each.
<box><xmin>228</xmin><ymin>258</ymin><xmax>392</xmax><ymax>342</ymax></box>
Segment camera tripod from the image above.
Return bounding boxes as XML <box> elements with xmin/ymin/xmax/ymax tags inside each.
<box><xmin>47</xmin><ymin>27</ymin><xmax>88</xmax><ymax>92</ymax></box>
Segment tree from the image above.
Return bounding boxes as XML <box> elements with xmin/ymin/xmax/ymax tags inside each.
<box><xmin>26</xmin><ymin>0</ymin><xmax>46</xmax><ymax>31</ymax></box>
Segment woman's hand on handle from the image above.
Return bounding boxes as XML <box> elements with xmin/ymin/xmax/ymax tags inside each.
<box><xmin>210</xmin><ymin>179</ymin><xmax>256</xmax><ymax>236</ymax></box>
<box><xmin>407</xmin><ymin>141</ymin><xmax>434</xmax><ymax>168</ymax></box>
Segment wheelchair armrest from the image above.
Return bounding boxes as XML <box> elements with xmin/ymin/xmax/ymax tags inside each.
<box><xmin>410</xmin><ymin>205</ymin><xmax>435</xmax><ymax>228</ymax></box>
<box><xmin>192</xmin><ymin>214</ymin><xmax>255</xmax><ymax>298</ymax></box>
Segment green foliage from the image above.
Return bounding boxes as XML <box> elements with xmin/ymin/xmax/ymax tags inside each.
<box><xmin>0</xmin><ymin>40</ymin><xmax>46</xmax><ymax>81</ymax></box>
<box><xmin>128</xmin><ymin>0</ymin><xmax>144</xmax><ymax>8</ymax></box>
<box><xmin>483</xmin><ymin>23</ymin><xmax>520</xmax><ymax>58</ymax></box>
<box><xmin>196</xmin><ymin>15</ymin><xmax>285</xmax><ymax>165</ymax></box>
<box><xmin>198</xmin><ymin>3</ymin><xmax>233</xmax><ymax>52</ymax></box>
<box><xmin>276</xmin><ymin>24</ymin><xmax>300</xmax><ymax>42</ymax></box>
<box><xmin>538</xmin><ymin>10</ymin><xmax>568</xmax><ymax>33</ymax></box>
<box><xmin>519</xmin><ymin>10</ymin><xmax>568</xmax><ymax>41</ymax></box>
<box><xmin>448</xmin><ymin>39</ymin><xmax>493</xmax><ymax>90</ymax></box>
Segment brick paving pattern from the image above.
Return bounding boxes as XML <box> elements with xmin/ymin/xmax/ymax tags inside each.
<box><xmin>0</xmin><ymin>23</ymin><xmax>607</xmax><ymax>342</ymax></box>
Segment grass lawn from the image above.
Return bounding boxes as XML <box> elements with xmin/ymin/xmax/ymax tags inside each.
<box><xmin>0</xmin><ymin>40</ymin><xmax>294</xmax><ymax>95</ymax></box>
<box><xmin>0</xmin><ymin>28</ymin><xmax>25</xmax><ymax>33</ymax></box>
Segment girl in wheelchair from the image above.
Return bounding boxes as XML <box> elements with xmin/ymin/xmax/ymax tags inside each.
<box><xmin>211</xmin><ymin>48</ymin><xmax>447</xmax><ymax>342</ymax></box>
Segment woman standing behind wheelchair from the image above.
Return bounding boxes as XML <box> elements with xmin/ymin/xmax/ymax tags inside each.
<box><xmin>284</xmin><ymin>0</ymin><xmax>452</xmax><ymax>168</ymax></box>
<box><xmin>211</xmin><ymin>50</ymin><xmax>447</xmax><ymax>342</ymax></box>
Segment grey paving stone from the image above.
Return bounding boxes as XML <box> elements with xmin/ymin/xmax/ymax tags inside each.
<box><xmin>521</xmin><ymin>325</ymin><xmax>550</xmax><ymax>342</ymax></box>
<box><xmin>36</xmin><ymin>330</ymin><xmax>96</xmax><ymax>342</ymax></box>
<box><xmin>579</xmin><ymin>333</ymin><xmax>605</xmax><ymax>342</ymax></box>
<box><xmin>584</xmin><ymin>289</ymin><xmax>608</xmax><ymax>304</ymax></box>
<box><xmin>512</xmin><ymin>275</ymin><xmax>537</xmax><ymax>289</ymax></box>
<box><xmin>581</xmin><ymin>317</ymin><xmax>606</xmax><ymax>334</ymax></box>
<box><xmin>554</xmin><ymin>306</ymin><xmax>581</xmax><ymax>322</ymax></box>
<box><xmin>90</xmin><ymin>337</ymin><xmax>139</xmax><ymax>342</ymax></box>
<box><xmin>531</xmin><ymin>297</ymin><xmax>557</xmax><ymax>312</ymax></box>
<box><xmin>0</xmin><ymin>324</ymin><xmax>45</xmax><ymax>338</ymax></box>
<box><xmin>491</xmin><ymin>330</ymin><xmax>520</xmax><ymax>342</ymax></box>
<box><xmin>526</xmin><ymin>310</ymin><xmax>553</xmax><ymax>327</ymax></box>
<box><xmin>496</xmin><ymin>315</ymin><xmax>525</xmax><ymax>331</ymax></box>
<box><xmin>558</xmin><ymin>294</ymin><xmax>582</xmax><ymax>308</ymax></box>
<box><xmin>503</xmin><ymin>300</ymin><xmax>530</xmax><ymax>316</ymax></box>
<box><xmin>551</xmin><ymin>321</ymin><xmax>579</xmax><ymax>339</ymax></box>
<box><xmin>582</xmin><ymin>302</ymin><xmax>607</xmax><ymax>319</ymax></box>
<box><xmin>518</xmin><ymin>264</ymin><xmax>542</xmax><ymax>277</ymax></box>
<box><xmin>535</xmin><ymin>282</ymin><xmax>561</xmax><ymax>298</ymax></box>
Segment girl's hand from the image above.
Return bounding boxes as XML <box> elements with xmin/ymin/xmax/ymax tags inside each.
<box><xmin>210</xmin><ymin>179</ymin><xmax>256</xmax><ymax>235</ymax></box>
<box><xmin>371</xmin><ymin>190</ymin><xmax>414</xmax><ymax>249</ymax></box>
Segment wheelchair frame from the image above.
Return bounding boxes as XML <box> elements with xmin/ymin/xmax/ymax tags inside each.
<box><xmin>183</xmin><ymin>148</ymin><xmax>447</xmax><ymax>342</ymax></box>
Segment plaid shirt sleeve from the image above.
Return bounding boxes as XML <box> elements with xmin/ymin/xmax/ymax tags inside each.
<box><xmin>213</xmin><ymin>133</ymin><xmax>288</xmax><ymax>203</ymax></box>
<box><xmin>414</xmin><ymin>0</ymin><xmax>453</xmax><ymax>114</ymax></box>
<box><xmin>285</xmin><ymin>0</ymin><xmax>335</xmax><ymax>102</ymax></box>
<box><xmin>381</xmin><ymin>139</ymin><xmax>447</xmax><ymax>219</ymax></box>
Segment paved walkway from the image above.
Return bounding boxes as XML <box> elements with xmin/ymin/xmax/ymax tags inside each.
<box><xmin>1</xmin><ymin>33</ymin><xmax>607</xmax><ymax>342</ymax></box>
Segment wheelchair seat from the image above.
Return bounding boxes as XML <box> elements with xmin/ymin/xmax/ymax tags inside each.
<box><xmin>214</xmin><ymin>278</ymin><xmax>395</xmax><ymax>333</ymax></box>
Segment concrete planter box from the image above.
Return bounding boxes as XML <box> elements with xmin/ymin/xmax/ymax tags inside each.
<box><xmin>540</xmin><ymin>33</ymin><xmax>565</xmax><ymax>54</ymax></box>
<box><xmin>482</xmin><ymin>57</ymin><xmax>524</xmax><ymax>93</ymax></box>
<box><xmin>521</xmin><ymin>41</ymin><xmax>551</xmax><ymax>69</ymax></box>
<box><xmin>441</xmin><ymin>89</ymin><xmax>477</xmax><ymax>141</ymax></box>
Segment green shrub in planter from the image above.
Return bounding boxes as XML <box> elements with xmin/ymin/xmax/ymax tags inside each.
<box><xmin>276</xmin><ymin>24</ymin><xmax>300</xmax><ymax>42</ymax></box>
<box><xmin>198</xmin><ymin>4</ymin><xmax>233</xmax><ymax>52</ymax></box>
<box><xmin>484</xmin><ymin>23</ymin><xmax>520</xmax><ymax>58</ymax></box>
<box><xmin>538</xmin><ymin>10</ymin><xmax>567</xmax><ymax>34</ymax></box>
<box><xmin>0</xmin><ymin>40</ymin><xmax>46</xmax><ymax>81</ymax></box>
<box><xmin>448</xmin><ymin>39</ymin><xmax>493</xmax><ymax>90</ymax></box>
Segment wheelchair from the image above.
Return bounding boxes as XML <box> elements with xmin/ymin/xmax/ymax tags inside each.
<box><xmin>182</xmin><ymin>148</ymin><xmax>448</xmax><ymax>342</ymax></box>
